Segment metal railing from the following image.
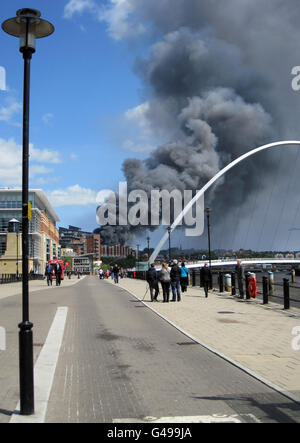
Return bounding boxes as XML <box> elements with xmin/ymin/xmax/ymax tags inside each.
<box><xmin>132</xmin><ymin>268</ymin><xmax>299</xmax><ymax>310</ymax></box>
<box><xmin>0</xmin><ymin>273</ymin><xmax>44</xmax><ymax>284</ymax></box>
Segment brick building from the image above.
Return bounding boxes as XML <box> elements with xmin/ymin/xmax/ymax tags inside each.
<box><xmin>0</xmin><ymin>189</ymin><xmax>60</xmax><ymax>274</ymax></box>
<box><xmin>59</xmin><ymin>225</ymin><xmax>100</xmax><ymax>262</ymax></box>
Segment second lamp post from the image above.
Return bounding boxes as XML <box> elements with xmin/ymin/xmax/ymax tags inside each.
<box><xmin>167</xmin><ymin>226</ymin><xmax>171</xmax><ymax>262</ymax></box>
<box><xmin>205</xmin><ymin>208</ymin><xmax>212</xmax><ymax>269</ymax></box>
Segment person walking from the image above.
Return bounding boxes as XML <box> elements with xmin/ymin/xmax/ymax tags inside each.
<box><xmin>113</xmin><ymin>264</ymin><xmax>119</xmax><ymax>284</ymax></box>
<box><xmin>98</xmin><ymin>268</ymin><xmax>104</xmax><ymax>279</ymax></box>
<box><xmin>180</xmin><ymin>262</ymin><xmax>189</xmax><ymax>293</ymax></box>
<box><xmin>146</xmin><ymin>263</ymin><xmax>159</xmax><ymax>301</ymax></box>
<box><xmin>235</xmin><ymin>259</ymin><xmax>244</xmax><ymax>299</ymax></box>
<box><xmin>170</xmin><ymin>259</ymin><xmax>181</xmax><ymax>301</ymax></box>
<box><xmin>200</xmin><ymin>263</ymin><xmax>211</xmax><ymax>298</ymax></box>
<box><xmin>45</xmin><ymin>264</ymin><xmax>52</xmax><ymax>286</ymax></box>
<box><xmin>159</xmin><ymin>263</ymin><xmax>171</xmax><ymax>303</ymax></box>
<box><xmin>55</xmin><ymin>262</ymin><xmax>62</xmax><ymax>286</ymax></box>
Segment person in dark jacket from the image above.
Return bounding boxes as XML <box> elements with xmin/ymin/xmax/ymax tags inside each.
<box><xmin>45</xmin><ymin>264</ymin><xmax>52</xmax><ymax>286</ymax></box>
<box><xmin>235</xmin><ymin>259</ymin><xmax>244</xmax><ymax>298</ymax></box>
<box><xmin>170</xmin><ymin>259</ymin><xmax>181</xmax><ymax>301</ymax></box>
<box><xmin>113</xmin><ymin>265</ymin><xmax>119</xmax><ymax>284</ymax></box>
<box><xmin>55</xmin><ymin>263</ymin><xmax>62</xmax><ymax>286</ymax></box>
<box><xmin>200</xmin><ymin>263</ymin><xmax>211</xmax><ymax>298</ymax></box>
<box><xmin>146</xmin><ymin>263</ymin><xmax>159</xmax><ymax>301</ymax></box>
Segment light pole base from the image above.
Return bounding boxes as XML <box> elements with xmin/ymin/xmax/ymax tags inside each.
<box><xmin>18</xmin><ymin>321</ymin><xmax>34</xmax><ymax>415</ymax></box>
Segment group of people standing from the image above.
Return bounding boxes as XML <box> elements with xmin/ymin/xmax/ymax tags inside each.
<box><xmin>146</xmin><ymin>261</ymin><xmax>213</xmax><ymax>302</ymax></box>
<box><xmin>146</xmin><ymin>260</ymin><xmax>189</xmax><ymax>303</ymax></box>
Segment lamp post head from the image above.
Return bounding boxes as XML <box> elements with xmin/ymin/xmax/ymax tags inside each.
<box><xmin>8</xmin><ymin>218</ymin><xmax>20</xmax><ymax>233</ymax></box>
<box><xmin>205</xmin><ymin>207</ymin><xmax>211</xmax><ymax>217</ymax></box>
<box><xmin>167</xmin><ymin>226</ymin><xmax>171</xmax><ymax>235</ymax></box>
<box><xmin>2</xmin><ymin>8</ymin><xmax>54</xmax><ymax>53</ymax></box>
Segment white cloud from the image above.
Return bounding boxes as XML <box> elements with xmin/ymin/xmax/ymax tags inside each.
<box><xmin>0</xmin><ymin>98</ymin><xmax>22</xmax><ymax>125</ymax></box>
<box><xmin>121</xmin><ymin>139</ymin><xmax>155</xmax><ymax>153</ymax></box>
<box><xmin>30</xmin><ymin>165</ymin><xmax>52</xmax><ymax>178</ymax></box>
<box><xmin>47</xmin><ymin>184</ymin><xmax>98</xmax><ymax>207</ymax></box>
<box><xmin>35</xmin><ymin>176</ymin><xmax>60</xmax><ymax>186</ymax></box>
<box><xmin>63</xmin><ymin>0</ymin><xmax>97</xmax><ymax>19</ymax></box>
<box><xmin>125</xmin><ymin>101</ymin><xmax>151</xmax><ymax>132</ymax></box>
<box><xmin>42</xmin><ymin>113</ymin><xmax>54</xmax><ymax>125</ymax></box>
<box><xmin>0</xmin><ymin>66</ymin><xmax>6</xmax><ymax>91</ymax></box>
<box><xmin>70</xmin><ymin>153</ymin><xmax>78</xmax><ymax>160</ymax></box>
<box><xmin>30</xmin><ymin>145</ymin><xmax>61</xmax><ymax>164</ymax></box>
<box><xmin>99</xmin><ymin>0</ymin><xmax>144</xmax><ymax>40</ymax></box>
<box><xmin>64</xmin><ymin>0</ymin><xmax>144</xmax><ymax>40</ymax></box>
<box><xmin>0</xmin><ymin>138</ymin><xmax>62</xmax><ymax>186</ymax></box>
<box><xmin>121</xmin><ymin>101</ymin><xmax>159</xmax><ymax>152</ymax></box>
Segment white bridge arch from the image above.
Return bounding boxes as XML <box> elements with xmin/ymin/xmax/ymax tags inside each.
<box><xmin>149</xmin><ymin>140</ymin><xmax>300</xmax><ymax>263</ymax></box>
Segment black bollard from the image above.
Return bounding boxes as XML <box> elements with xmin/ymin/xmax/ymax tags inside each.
<box><xmin>219</xmin><ymin>272</ymin><xmax>224</xmax><ymax>293</ymax></box>
<box><xmin>283</xmin><ymin>278</ymin><xmax>290</xmax><ymax>310</ymax></box>
<box><xmin>231</xmin><ymin>272</ymin><xmax>236</xmax><ymax>296</ymax></box>
<box><xmin>200</xmin><ymin>269</ymin><xmax>204</xmax><ymax>288</ymax></box>
<box><xmin>192</xmin><ymin>269</ymin><xmax>195</xmax><ymax>287</ymax></box>
<box><xmin>245</xmin><ymin>274</ymin><xmax>250</xmax><ymax>299</ymax></box>
<box><xmin>262</xmin><ymin>276</ymin><xmax>269</xmax><ymax>304</ymax></box>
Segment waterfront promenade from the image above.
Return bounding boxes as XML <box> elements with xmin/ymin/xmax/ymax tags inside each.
<box><xmin>0</xmin><ymin>275</ymin><xmax>84</xmax><ymax>301</ymax></box>
<box><xmin>106</xmin><ymin>277</ymin><xmax>300</xmax><ymax>402</ymax></box>
<box><xmin>0</xmin><ymin>275</ymin><xmax>299</xmax><ymax>423</ymax></box>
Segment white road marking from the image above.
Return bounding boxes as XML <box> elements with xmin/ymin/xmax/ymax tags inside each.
<box><xmin>113</xmin><ymin>414</ymin><xmax>260</xmax><ymax>423</ymax></box>
<box><xmin>10</xmin><ymin>307</ymin><xmax>68</xmax><ymax>423</ymax></box>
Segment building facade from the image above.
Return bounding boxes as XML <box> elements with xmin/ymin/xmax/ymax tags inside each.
<box><xmin>100</xmin><ymin>244</ymin><xmax>135</xmax><ymax>257</ymax></box>
<box><xmin>73</xmin><ymin>254</ymin><xmax>94</xmax><ymax>274</ymax></box>
<box><xmin>59</xmin><ymin>225</ymin><xmax>101</xmax><ymax>262</ymax></box>
<box><xmin>0</xmin><ymin>189</ymin><xmax>60</xmax><ymax>275</ymax></box>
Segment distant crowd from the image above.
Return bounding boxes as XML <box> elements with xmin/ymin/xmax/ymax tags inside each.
<box><xmin>98</xmin><ymin>265</ymin><xmax>126</xmax><ymax>284</ymax></box>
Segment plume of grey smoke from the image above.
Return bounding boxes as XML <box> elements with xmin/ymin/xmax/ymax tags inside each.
<box><xmin>98</xmin><ymin>1</ymin><xmax>300</xmax><ymax>248</ymax></box>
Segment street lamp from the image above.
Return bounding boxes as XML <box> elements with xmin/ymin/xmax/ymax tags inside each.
<box><xmin>2</xmin><ymin>8</ymin><xmax>54</xmax><ymax>416</ymax></box>
<box><xmin>136</xmin><ymin>244</ymin><xmax>139</xmax><ymax>271</ymax></box>
<box><xmin>167</xmin><ymin>226</ymin><xmax>171</xmax><ymax>262</ymax></box>
<box><xmin>8</xmin><ymin>218</ymin><xmax>21</xmax><ymax>278</ymax></box>
<box><xmin>205</xmin><ymin>208</ymin><xmax>212</xmax><ymax>269</ymax></box>
<box><xmin>146</xmin><ymin>236</ymin><xmax>150</xmax><ymax>262</ymax></box>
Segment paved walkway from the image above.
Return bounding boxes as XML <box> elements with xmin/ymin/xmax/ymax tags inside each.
<box><xmin>106</xmin><ymin>277</ymin><xmax>300</xmax><ymax>402</ymax></box>
<box><xmin>0</xmin><ymin>275</ymin><xmax>85</xmax><ymax>301</ymax></box>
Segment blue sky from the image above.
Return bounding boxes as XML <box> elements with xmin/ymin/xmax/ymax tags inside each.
<box><xmin>0</xmin><ymin>1</ymin><xmax>149</xmax><ymax>233</ymax></box>
<box><xmin>2</xmin><ymin>1</ymin><xmax>300</xmax><ymax>252</ymax></box>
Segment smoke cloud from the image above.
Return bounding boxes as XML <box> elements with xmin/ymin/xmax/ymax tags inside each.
<box><xmin>98</xmin><ymin>1</ymin><xmax>300</xmax><ymax>250</ymax></box>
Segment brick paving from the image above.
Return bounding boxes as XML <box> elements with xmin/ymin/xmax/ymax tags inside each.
<box><xmin>1</xmin><ymin>275</ymin><xmax>300</xmax><ymax>423</ymax></box>
<box><xmin>108</xmin><ymin>277</ymin><xmax>300</xmax><ymax>400</ymax></box>
<box><xmin>0</xmin><ymin>274</ymin><xmax>85</xmax><ymax>301</ymax></box>
<box><xmin>0</xmin><ymin>276</ymin><xmax>85</xmax><ymax>423</ymax></box>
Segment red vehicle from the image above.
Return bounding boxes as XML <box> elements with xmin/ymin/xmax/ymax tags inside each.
<box><xmin>48</xmin><ymin>259</ymin><xmax>65</xmax><ymax>281</ymax></box>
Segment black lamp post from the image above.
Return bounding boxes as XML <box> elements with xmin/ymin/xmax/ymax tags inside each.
<box><xmin>146</xmin><ymin>236</ymin><xmax>150</xmax><ymax>262</ymax></box>
<box><xmin>205</xmin><ymin>208</ymin><xmax>212</xmax><ymax>269</ymax></box>
<box><xmin>8</xmin><ymin>218</ymin><xmax>21</xmax><ymax>277</ymax></box>
<box><xmin>136</xmin><ymin>244</ymin><xmax>139</xmax><ymax>272</ymax></box>
<box><xmin>167</xmin><ymin>226</ymin><xmax>171</xmax><ymax>262</ymax></box>
<box><xmin>2</xmin><ymin>8</ymin><xmax>54</xmax><ymax>416</ymax></box>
